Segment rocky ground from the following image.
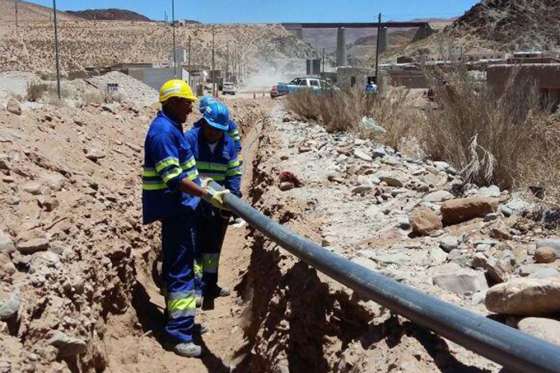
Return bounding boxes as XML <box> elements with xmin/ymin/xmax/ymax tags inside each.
<box><xmin>1</xmin><ymin>67</ymin><xmax>560</xmax><ymax>372</ymax></box>
<box><xmin>232</xmin><ymin>101</ymin><xmax>560</xmax><ymax>372</ymax></box>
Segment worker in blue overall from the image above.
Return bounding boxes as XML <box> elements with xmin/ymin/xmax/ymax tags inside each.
<box><xmin>197</xmin><ymin>96</ymin><xmax>242</xmax><ymax>162</ymax></box>
<box><xmin>142</xmin><ymin>80</ymin><xmax>230</xmax><ymax>358</ymax></box>
<box><xmin>185</xmin><ymin>101</ymin><xmax>242</xmax><ymax>306</ymax></box>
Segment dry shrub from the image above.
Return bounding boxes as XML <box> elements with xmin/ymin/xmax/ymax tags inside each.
<box><xmin>286</xmin><ymin>88</ymin><xmax>419</xmax><ymax>150</ymax></box>
<box><xmin>421</xmin><ymin>65</ymin><xmax>559</xmax><ymax>197</ymax></box>
<box><xmin>26</xmin><ymin>81</ymin><xmax>49</xmax><ymax>101</ymax></box>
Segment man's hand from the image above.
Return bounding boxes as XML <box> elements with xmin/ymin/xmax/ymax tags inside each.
<box><xmin>207</xmin><ymin>189</ymin><xmax>230</xmax><ymax>210</ymax></box>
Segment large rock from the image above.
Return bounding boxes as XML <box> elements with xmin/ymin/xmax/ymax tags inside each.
<box><xmin>536</xmin><ymin>239</ymin><xmax>560</xmax><ymax>256</ymax></box>
<box><xmin>471</xmin><ymin>253</ymin><xmax>514</xmax><ymax>284</ymax></box>
<box><xmin>16</xmin><ymin>238</ymin><xmax>49</xmax><ymax>255</ymax></box>
<box><xmin>48</xmin><ymin>331</ymin><xmax>87</xmax><ymax>357</ymax></box>
<box><xmin>485</xmin><ymin>278</ymin><xmax>560</xmax><ymax>315</ymax></box>
<box><xmin>6</xmin><ymin>98</ymin><xmax>22</xmax><ymax>115</ymax></box>
<box><xmin>0</xmin><ymin>231</ymin><xmax>15</xmax><ymax>254</ymax></box>
<box><xmin>518</xmin><ymin>318</ymin><xmax>560</xmax><ymax>346</ymax></box>
<box><xmin>423</xmin><ymin>190</ymin><xmax>454</xmax><ymax>203</ymax></box>
<box><xmin>410</xmin><ymin>207</ymin><xmax>442</xmax><ymax>236</ymax></box>
<box><xmin>534</xmin><ymin>247</ymin><xmax>557</xmax><ymax>264</ymax></box>
<box><xmin>353</xmin><ymin>149</ymin><xmax>372</xmax><ymax>162</ymax></box>
<box><xmin>441</xmin><ymin>197</ymin><xmax>498</xmax><ymax>226</ymax></box>
<box><xmin>433</xmin><ymin>270</ymin><xmax>488</xmax><ymax>297</ymax></box>
<box><xmin>0</xmin><ymin>291</ymin><xmax>20</xmax><ymax>320</ymax></box>
<box><xmin>377</xmin><ymin>172</ymin><xmax>405</xmax><ymax>188</ymax></box>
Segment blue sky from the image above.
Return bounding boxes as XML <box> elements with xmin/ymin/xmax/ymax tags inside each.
<box><xmin>28</xmin><ymin>0</ymin><xmax>480</xmax><ymax>23</ymax></box>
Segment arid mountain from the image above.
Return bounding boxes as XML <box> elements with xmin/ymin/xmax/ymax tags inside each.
<box><xmin>0</xmin><ymin>0</ymin><xmax>77</xmax><ymax>23</ymax></box>
<box><xmin>66</xmin><ymin>8</ymin><xmax>151</xmax><ymax>22</ymax></box>
<box><xmin>447</xmin><ymin>0</ymin><xmax>560</xmax><ymax>51</ymax></box>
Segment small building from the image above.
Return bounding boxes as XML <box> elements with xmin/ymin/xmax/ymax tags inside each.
<box><xmin>336</xmin><ymin>67</ymin><xmax>375</xmax><ymax>89</ymax></box>
<box><xmin>487</xmin><ymin>63</ymin><xmax>560</xmax><ymax>111</ymax></box>
<box><xmin>127</xmin><ymin>67</ymin><xmax>189</xmax><ymax>91</ymax></box>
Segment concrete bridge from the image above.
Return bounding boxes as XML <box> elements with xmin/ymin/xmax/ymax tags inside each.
<box><xmin>282</xmin><ymin>22</ymin><xmax>434</xmax><ymax>66</ymax></box>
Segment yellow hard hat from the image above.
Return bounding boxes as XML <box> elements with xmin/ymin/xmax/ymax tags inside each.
<box><xmin>159</xmin><ymin>79</ymin><xmax>197</xmax><ymax>103</ymax></box>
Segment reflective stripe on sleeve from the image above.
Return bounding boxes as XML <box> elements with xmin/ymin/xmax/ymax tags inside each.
<box><xmin>155</xmin><ymin>157</ymin><xmax>180</xmax><ymax>173</ymax></box>
<box><xmin>162</xmin><ymin>167</ymin><xmax>182</xmax><ymax>183</ymax></box>
<box><xmin>181</xmin><ymin>156</ymin><xmax>197</xmax><ymax>170</ymax></box>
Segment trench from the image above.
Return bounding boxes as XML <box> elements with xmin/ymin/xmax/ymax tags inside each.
<box><xmin>99</xmin><ymin>100</ymin><xmax>494</xmax><ymax>372</ymax></box>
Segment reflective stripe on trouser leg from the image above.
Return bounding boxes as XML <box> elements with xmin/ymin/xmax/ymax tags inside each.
<box><xmin>194</xmin><ymin>261</ymin><xmax>203</xmax><ymax>297</ymax></box>
<box><xmin>161</xmin><ymin>215</ymin><xmax>196</xmax><ymax>343</ymax></box>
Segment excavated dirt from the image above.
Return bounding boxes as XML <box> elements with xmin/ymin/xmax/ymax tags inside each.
<box><xmin>0</xmin><ymin>74</ymin><xmax>271</xmax><ymax>372</ymax></box>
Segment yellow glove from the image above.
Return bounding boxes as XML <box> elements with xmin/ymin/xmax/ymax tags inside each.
<box><xmin>207</xmin><ymin>189</ymin><xmax>231</xmax><ymax>211</ymax></box>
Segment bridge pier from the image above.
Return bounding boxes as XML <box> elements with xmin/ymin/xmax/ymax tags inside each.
<box><xmin>336</xmin><ymin>27</ymin><xmax>347</xmax><ymax>66</ymax></box>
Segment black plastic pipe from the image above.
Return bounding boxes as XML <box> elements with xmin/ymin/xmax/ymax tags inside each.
<box><xmin>217</xmin><ymin>186</ymin><xmax>560</xmax><ymax>373</ymax></box>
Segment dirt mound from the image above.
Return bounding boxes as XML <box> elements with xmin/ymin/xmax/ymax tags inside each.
<box><xmin>447</xmin><ymin>0</ymin><xmax>560</xmax><ymax>51</ymax></box>
<box><xmin>66</xmin><ymin>8</ymin><xmax>151</xmax><ymax>22</ymax></box>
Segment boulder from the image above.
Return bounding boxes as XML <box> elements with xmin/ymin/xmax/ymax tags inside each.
<box><xmin>279</xmin><ymin>181</ymin><xmax>294</xmax><ymax>191</ymax></box>
<box><xmin>48</xmin><ymin>331</ymin><xmax>87</xmax><ymax>357</ymax></box>
<box><xmin>0</xmin><ymin>291</ymin><xmax>20</xmax><ymax>320</ymax></box>
<box><xmin>433</xmin><ymin>270</ymin><xmax>488</xmax><ymax>297</ymax></box>
<box><xmin>536</xmin><ymin>239</ymin><xmax>560</xmax><ymax>256</ymax></box>
<box><xmin>6</xmin><ymin>98</ymin><xmax>22</xmax><ymax>115</ymax></box>
<box><xmin>490</xmin><ymin>224</ymin><xmax>512</xmax><ymax>241</ymax></box>
<box><xmin>423</xmin><ymin>190</ymin><xmax>454</xmax><ymax>203</ymax></box>
<box><xmin>441</xmin><ymin>197</ymin><xmax>498</xmax><ymax>226</ymax></box>
<box><xmin>439</xmin><ymin>235</ymin><xmax>460</xmax><ymax>253</ymax></box>
<box><xmin>534</xmin><ymin>247</ymin><xmax>557</xmax><ymax>264</ymax></box>
<box><xmin>477</xmin><ymin>185</ymin><xmax>501</xmax><ymax>198</ymax></box>
<box><xmin>17</xmin><ymin>238</ymin><xmax>49</xmax><ymax>255</ymax></box>
<box><xmin>518</xmin><ymin>318</ymin><xmax>560</xmax><ymax>346</ymax></box>
<box><xmin>0</xmin><ymin>231</ymin><xmax>15</xmax><ymax>254</ymax></box>
<box><xmin>353</xmin><ymin>149</ymin><xmax>372</xmax><ymax>162</ymax></box>
<box><xmin>377</xmin><ymin>172</ymin><xmax>405</xmax><ymax>188</ymax></box>
<box><xmin>351</xmin><ymin>185</ymin><xmax>372</xmax><ymax>195</ymax></box>
<box><xmin>410</xmin><ymin>207</ymin><xmax>443</xmax><ymax>236</ymax></box>
<box><xmin>22</xmin><ymin>181</ymin><xmax>42</xmax><ymax>195</ymax></box>
<box><xmin>485</xmin><ymin>278</ymin><xmax>560</xmax><ymax>315</ymax></box>
<box><xmin>84</xmin><ymin>148</ymin><xmax>106</xmax><ymax>162</ymax></box>
<box><xmin>471</xmin><ymin>253</ymin><xmax>514</xmax><ymax>284</ymax></box>
<box><xmin>528</xmin><ymin>267</ymin><xmax>560</xmax><ymax>279</ymax></box>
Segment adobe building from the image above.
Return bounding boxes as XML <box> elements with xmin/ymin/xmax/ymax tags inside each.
<box><xmin>487</xmin><ymin>63</ymin><xmax>560</xmax><ymax>110</ymax></box>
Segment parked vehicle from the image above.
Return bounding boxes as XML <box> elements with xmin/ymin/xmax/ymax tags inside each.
<box><xmin>271</xmin><ymin>77</ymin><xmax>337</xmax><ymax>98</ymax></box>
<box><xmin>222</xmin><ymin>82</ymin><xmax>236</xmax><ymax>95</ymax></box>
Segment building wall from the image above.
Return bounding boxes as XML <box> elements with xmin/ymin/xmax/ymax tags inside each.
<box><xmin>128</xmin><ymin>67</ymin><xmax>188</xmax><ymax>91</ymax></box>
<box><xmin>336</xmin><ymin>67</ymin><xmax>374</xmax><ymax>89</ymax></box>
<box><xmin>487</xmin><ymin>64</ymin><xmax>560</xmax><ymax>93</ymax></box>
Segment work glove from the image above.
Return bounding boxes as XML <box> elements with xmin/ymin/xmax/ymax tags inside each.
<box><xmin>204</xmin><ymin>187</ymin><xmax>231</xmax><ymax>211</ymax></box>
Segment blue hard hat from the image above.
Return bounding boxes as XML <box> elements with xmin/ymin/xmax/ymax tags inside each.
<box><xmin>199</xmin><ymin>95</ymin><xmax>217</xmax><ymax>114</ymax></box>
<box><xmin>202</xmin><ymin>101</ymin><xmax>230</xmax><ymax>131</ymax></box>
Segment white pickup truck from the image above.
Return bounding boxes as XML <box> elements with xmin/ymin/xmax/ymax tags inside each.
<box><xmin>272</xmin><ymin>77</ymin><xmax>336</xmax><ymax>97</ymax></box>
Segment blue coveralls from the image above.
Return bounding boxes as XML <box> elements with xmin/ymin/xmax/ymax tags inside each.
<box><xmin>185</xmin><ymin>126</ymin><xmax>242</xmax><ymax>295</ymax></box>
<box><xmin>194</xmin><ymin>118</ymin><xmax>242</xmax><ymax>160</ymax></box>
<box><xmin>142</xmin><ymin>111</ymin><xmax>201</xmax><ymax>344</ymax></box>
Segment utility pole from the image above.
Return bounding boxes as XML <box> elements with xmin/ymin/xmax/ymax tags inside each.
<box><xmin>225</xmin><ymin>41</ymin><xmax>230</xmax><ymax>82</ymax></box>
<box><xmin>322</xmin><ymin>48</ymin><xmax>325</xmax><ymax>73</ymax></box>
<box><xmin>374</xmin><ymin>13</ymin><xmax>381</xmax><ymax>85</ymax></box>
<box><xmin>52</xmin><ymin>0</ymin><xmax>61</xmax><ymax>99</ymax></box>
<box><xmin>172</xmin><ymin>0</ymin><xmax>177</xmax><ymax>78</ymax></box>
<box><xmin>187</xmin><ymin>35</ymin><xmax>192</xmax><ymax>86</ymax></box>
<box><xmin>211</xmin><ymin>26</ymin><xmax>216</xmax><ymax>96</ymax></box>
<box><xmin>15</xmin><ymin>0</ymin><xmax>19</xmax><ymax>29</ymax></box>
